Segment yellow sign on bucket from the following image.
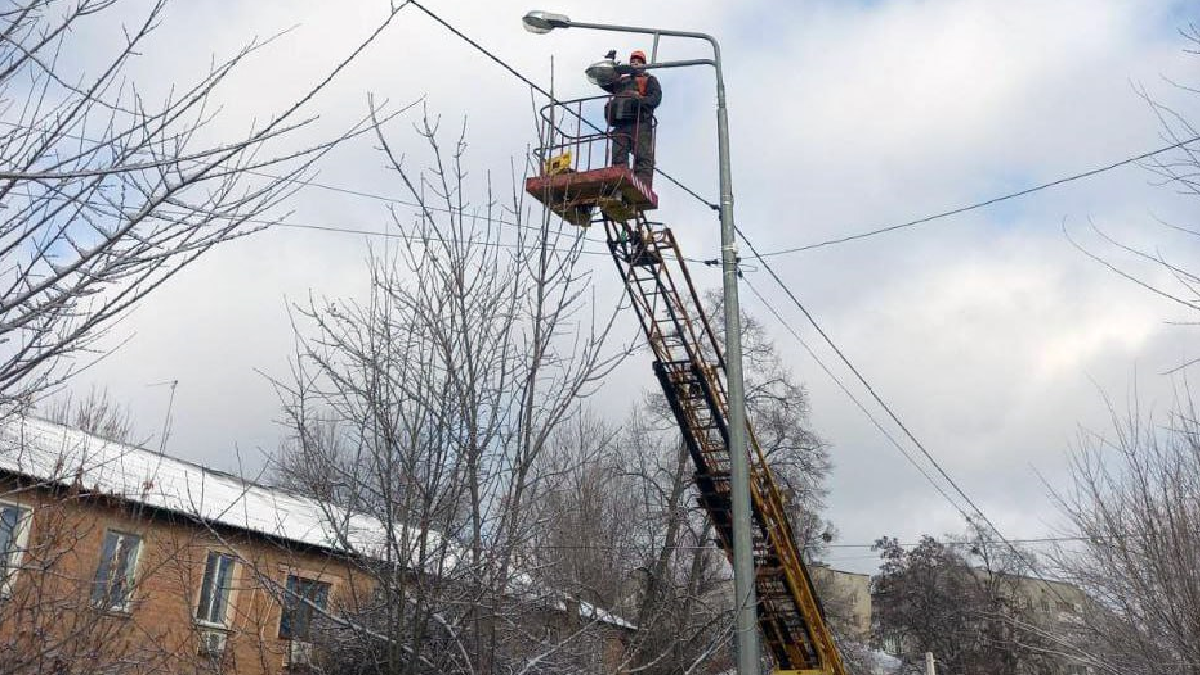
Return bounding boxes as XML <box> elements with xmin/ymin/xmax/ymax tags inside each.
<box><xmin>544</xmin><ymin>151</ymin><xmax>572</xmax><ymax>176</ymax></box>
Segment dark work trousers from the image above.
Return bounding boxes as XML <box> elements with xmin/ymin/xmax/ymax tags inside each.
<box><xmin>611</xmin><ymin>118</ymin><xmax>655</xmax><ymax>188</ymax></box>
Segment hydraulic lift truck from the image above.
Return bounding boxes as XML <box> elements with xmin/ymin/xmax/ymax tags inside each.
<box><xmin>526</xmin><ymin>96</ymin><xmax>849</xmax><ymax>675</ymax></box>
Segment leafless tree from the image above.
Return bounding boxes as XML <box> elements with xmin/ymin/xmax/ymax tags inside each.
<box><xmin>1048</xmin><ymin>389</ymin><xmax>1200</xmax><ymax>675</ymax></box>
<box><xmin>1046</xmin><ymin>28</ymin><xmax>1200</xmax><ymax>675</ymax></box>
<box><xmin>1066</xmin><ymin>25</ymin><xmax>1200</xmax><ymax>375</ymax></box>
<box><xmin>271</xmin><ymin>109</ymin><xmax>631</xmax><ymax>675</ymax></box>
<box><xmin>0</xmin><ymin>0</ymin><xmax>409</xmax><ymax>414</ymax></box>
<box><xmin>871</xmin><ymin>532</ymin><xmax>1064</xmax><ymax>675</ymax></box>
<box><xmin>38</xmin><ymin>387</ymin><xmax>134</xmax><ymax>443</ymax></box>
<box><xmin>524</xmin><ymin>405</ymin><xmax>735</xmax><ymax>675</ymax></box>
<box><xmin>702</xmin><ymin>290</ymin><xmax>833</xmax><ymax>548</ymax></box>
<box><xmin>523</xmin><ymin>290</ymin><xmax>833</xmax><ymax>675</ymax></box>
<box><xmin>0</xmin><ymin>1</ymin><xmax>420</xmax><ymax>670</ymax></box>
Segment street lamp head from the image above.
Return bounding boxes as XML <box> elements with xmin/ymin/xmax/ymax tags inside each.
<box><xmin>522</xmin><ymin>10</ymin><xmax>571</xmax><ymax>34</ymax></box>
<box><xmin>584</xmin><ymin>59</ymin><xmax>618</xmax><ymax>87</ymax></box>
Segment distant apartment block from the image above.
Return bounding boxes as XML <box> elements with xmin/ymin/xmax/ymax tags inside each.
<box><xmin>810</xmin><ymin>564</ymin><xmax>872</xmax><ymax>642</ymax></box>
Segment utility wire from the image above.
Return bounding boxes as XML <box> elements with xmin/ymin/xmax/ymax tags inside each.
<box><xmin>403</xmin><ymin>0</ymin><xmax>1112</xmax><ymax>618</ymax></box>
<box><xmin>169</xmin><ymin>213</ymin><xmax>621</xmax><ymax>258</ymax></box>
<box><xmin>819</xmin><ymin>533</ymin><xmax>1150</xmax><ymax>549</ymax></box>
<box><xmin>738</xmin><ymin>225</ymin><xmax>1091</xmax><ymax>608</ymax></box>
<box><xmin>406</xmin><ymin>0</ymin><xmax>720</xmax><ymax>211</ymax></box>
<box><xmin>741</xmin><ymin>225</ymin><xmax>999</xmax><ymax>535</ymax></box>
<box><xmin>742</xmin><ymin>275</ymin><xmax>970</xmax><ymax>519</ymax></box>
<box><xmin>487</xmin><ymin>532</ymin><xmax>1128</xmax><ymax>553</ymax></box>
<box><xmin>235</xmin><ymin>173</ymin><xmax>712</xmax><ymax>263</ymax></box>
<box><xmin>149</xmin><ymin>209</ymin><xmax>705</xmax><ymax>264</ymax></box>
<box><xmin>755</xmin><ymin>134</ymin><xmax>1200</xmax><ymax>257</ymax></box>
<box><xmin>0</xmin><ymin>119</ymin><xmax>633</xmax><ymax>256</ymax></box>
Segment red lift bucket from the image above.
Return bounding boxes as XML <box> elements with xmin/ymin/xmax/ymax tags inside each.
<box><xmin>525</xmin><ymin>96</ymin><xmax>657</xmax><ymax>225</ymax></box>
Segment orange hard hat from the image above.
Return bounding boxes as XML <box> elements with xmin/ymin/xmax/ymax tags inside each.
<box><xmin>630</xmin><ymin>50</ymin><xmax>647</xmax><ymax>63</ymax></box>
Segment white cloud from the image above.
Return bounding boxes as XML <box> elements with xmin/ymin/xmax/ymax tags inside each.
<box><xmin>48</xmin><ymin>0</ymin><xmax>1200</xmax><ymax>573</ymax></box>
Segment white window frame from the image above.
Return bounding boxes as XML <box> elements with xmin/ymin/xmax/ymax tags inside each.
<box><xmin>92</xmin><ymin>529</ymin><xmax>143</xmax><ymax>613</ymax></box>
<box><xmin>195</xmin><ymin>550</ymin><xmax>238</xmax><ymax>628</ymax></box>
<box><xmin>277</xmin><ymin>572</ymin><xmax>332</xmax><ymax>642</ymax></box>
<box><xmin>0</xmin><ymin>500</ymin><xmax>32</xmax><ymax>598</ymax></box>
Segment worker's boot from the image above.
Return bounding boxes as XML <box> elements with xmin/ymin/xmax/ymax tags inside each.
<box><xmin>568</xmin><ymin>205</ymin><xmax>594</xmax><ymax>227</ymax></box>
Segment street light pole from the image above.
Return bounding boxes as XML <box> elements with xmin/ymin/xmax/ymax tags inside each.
<box><xmin>708</xmin><ymin>40</ymin><xmax>762</xmax><ymax>675</ymax></box>
<box><xmin>523</xmin><ymin>13</ymin><xmax>760</xmax><ymax>675</ymax></box>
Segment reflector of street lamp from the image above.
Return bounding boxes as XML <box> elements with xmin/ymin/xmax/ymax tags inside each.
<box><xmin>522</xmin><ymin>10</ymin><xmax>570</xmax><ymax>34</ymax></box>
<box><xmin>585</xmin><ymin>59</ymin><xmax>618</xmax><ymax>87</ymax></box>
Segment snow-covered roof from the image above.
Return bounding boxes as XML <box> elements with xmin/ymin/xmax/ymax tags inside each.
<box><xmin>0</xmin><ymin>415</ymin><xmax>381</xmax><ymax>551</ymax></box>
<box><xmin>0</xmin><ymin>415</ymin><xmax>635</xmax><ymax>630</ymax></box>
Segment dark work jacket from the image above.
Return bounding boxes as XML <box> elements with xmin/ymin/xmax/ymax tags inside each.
<box><xmin>603</xmin><ymin>71</ymin><xmax>661</xmax><ymax>125</ymax></box>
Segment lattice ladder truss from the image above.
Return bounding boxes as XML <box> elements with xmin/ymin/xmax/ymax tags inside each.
<box><xmin>602</xmin><ymin>214</ymin><xmax>848</xmax><ymax>675</ymax></box>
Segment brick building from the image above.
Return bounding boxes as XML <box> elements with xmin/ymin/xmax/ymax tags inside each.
<box><xmin>0</xmin><ymin>416</ymin><xmax>632</xmax><ymax>675</ymax></box>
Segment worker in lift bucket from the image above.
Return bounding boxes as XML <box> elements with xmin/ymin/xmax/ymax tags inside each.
<box><xmin>601</xmin><ymin>49</ymin><xmax>661</xmax><ymax>189</ymax></box>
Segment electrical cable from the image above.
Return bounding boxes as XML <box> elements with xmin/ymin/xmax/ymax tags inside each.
<box><xmin>401</xmin><ymin>0</ymin><xmax>1128</xmax><ymax>634</ymax></box>
<box><xmin>408</xmin><ymin>0</ymin><xmax>715</xmax><ymax>210</ymax></box>
<box><xmin>260</xmin><ymin>212</ymin><xmax>715</xmax><ymax>264</ymax></box>
<box><xmin>744</xmin><ymin>273</ymin><xmax>1119</xmax><ymax>660</ymax></box>
<box><xmin>741</xmin><ymin>225</ymin><xmax>999</xmax><ymax>533</ymax></box>
<box><xmin>154</xmin><ymin>212</ymin><xmax>620</xmax><ymax>258</ymax></box>
<box><xmin>0</xmin><ymin>118</ymin><xmax>633</xmax><ymax>256</ymax></box>
<box><xmin>753</xmin><ymin>135</ymin><xmax>1200</xmax><ymax>257</ymax></box>
<box><xmin>10</xmin><ymin>0</ymin><xmax>1117</xmax><ymax>626</ymax></box>
<box><xmin>742</xmin><ymin>275</ymin><xmax>970</xmax><ymax>520</ymax></box>
<box><xmin>819</xmin><ymin>533</ymin><xmax>1149</xmax><ymax>548</ymax></box>
<box><xmin>465</xmin><ymin>532</ymin><xmax>1128</xmax><ymax>553</ymax></box>
<box><xmin>737</xmin><ymin>225</ymin><xmax>1095</xmax><ymax>615</ymax></box>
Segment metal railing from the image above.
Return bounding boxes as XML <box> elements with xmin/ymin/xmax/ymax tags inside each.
<box><xmin>535</xmin><ymin>95</ymin><xmax>655</xmax><ymax>176</ymax></box>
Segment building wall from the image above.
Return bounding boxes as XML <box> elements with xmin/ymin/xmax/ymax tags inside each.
<box><xmin>0</xmin><ymin>474</ymin><xmax>637</xmax><ymax>675</ymax></box>
<box><xmin>1005</xmin><ymin>574</ymin><xmax>1092</xmax><ymax>674</ymax></box>
<box><xmin>810</xmin><ymin>565</ymin><xmax>872</xmax><ymax>642</ymax></box>
<box><xmin>0</xmin><ymin>476</ymin><xmax>371</xmax><ymax>675</ymax></box>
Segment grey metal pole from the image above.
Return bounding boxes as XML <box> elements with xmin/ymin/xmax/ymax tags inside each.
<box><xmin>524</xmin><ymin>15</ymin><xmax>761</xmax><ymax>675</ymax></box>
<box><xmin>926</xmin><ymin>652</ymin><xmax>936</xmax><ymax>675</ymax></box>
<box><xmin>710</xmin><ymin>39</ymin><xmax>762</xmax><ymax>675</ymax></box>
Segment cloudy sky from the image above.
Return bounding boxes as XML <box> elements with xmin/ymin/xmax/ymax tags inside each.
<box><xmin>55</xmin><ymin>0</ymin><xmax>1200</xmax><ymax>573</ymax></box>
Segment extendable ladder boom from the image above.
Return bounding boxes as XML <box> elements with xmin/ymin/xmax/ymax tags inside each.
<box><xmin>524</xmin><ymin>92</ymin><xmax>845</xmax><ymax>673</ymax></box>
<box><xmin>603</xmin><ymin>213</ymin><xmax>848</xmax><ymax>675</ymax></box>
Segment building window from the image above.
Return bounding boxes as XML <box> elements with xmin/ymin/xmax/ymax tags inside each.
<box><xmin>92</xmin><ymin>531</ymin><xmax>142</xmax><ymax>612</ymax></box>
<box><xmin>196</xmin><ymin>552</ymin><xmax>236</xmax><ymax>626</ymax></box>
<box><xmin>0</xmin><ymin>502</ymin><xmax>31</xmax><ymax>597</ymax></box>
<box><xmin>278</xmin><ymin>574</ymin><xmax>330</xmax><ymax>641</ymax></box>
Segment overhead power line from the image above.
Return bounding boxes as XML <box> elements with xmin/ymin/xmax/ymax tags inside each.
<box><xmin>821</xmin><ymin>533</ymin><xmax>1151</xmax><ymax>549</ymax></box>
<box><xmin>740</xmin><ymin>225</ymin><xmax>997</xmax><ymax>531</ymax></box>
<box><xmin>143</xmin><ymin>212</ymin><xmax>617</xmax><ymax>258</ymax></box>
<box><xmin>405</xmin><ymin>0</ymin><xmax>720</xmax><ymax>211</ymax></box>
<box><xmin>242</xmin><ymin>172</ymin><xmax>705</xmax><ymax>264</ymax></box>
<box><xmin>0</xmin><ymin>118</ymin><xmax>633</xmax><ymax>257</ymax></box>
<box><xmin>755</xmin><ymin>134</ymin><xmax>1200</xmax><ymax>257</ymax></box>
<box><xmin>737</xmin><ymin>225</ymin><xmax>1090</xmax><ymax>612</ymax></box>
<box><xmin>402</xmin><ymin>0</ymin><xmax>1111</xmax><ymax>618</ymax></box>
<box><xmin>486</xmin><ymin>532</ymin><xmax>1132</xmax><ymax>553</ymax></box>
<box><xmin>742</xmin><ymin>275</ymin><xmax>970</xmax><ymax>518</ymax></box>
